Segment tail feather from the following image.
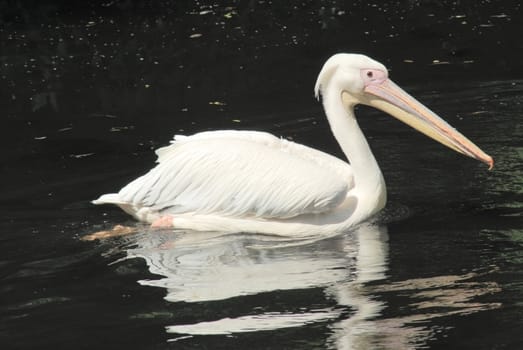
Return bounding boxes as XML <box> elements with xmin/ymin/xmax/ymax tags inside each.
<box><xmin>92</xmin><ymin>193</ymin><xmax>157</xmax><ymax>222</ymax></box>
<box><xmin>92</xmin><ymin>193</ymin><xmax>126</xmax><ymax>205</ymax></box>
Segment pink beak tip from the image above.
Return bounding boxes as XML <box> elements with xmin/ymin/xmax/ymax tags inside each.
<box><xmin>487</xmin><ymin>156</ymin><xmax>494</xmax><ymax>171</ymax></box>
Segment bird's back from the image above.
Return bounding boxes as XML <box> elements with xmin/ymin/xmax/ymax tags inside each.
<box><xmin>93</xmin><ymin>130</ymin><xmax>354</xmax><ymax>223</ymax></box>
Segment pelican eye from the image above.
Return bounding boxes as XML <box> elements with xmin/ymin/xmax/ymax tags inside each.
<box><xmin>367</xmin><ymin>71</ymin><xmax>373</xmax><ymax>78</ymax></box>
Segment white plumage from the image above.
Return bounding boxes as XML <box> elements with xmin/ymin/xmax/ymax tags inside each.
<box><xmin>93</xmin><ymin>54</ymin><xmax>492</xmax><ymax>237</ymax></box>
<box><xmin>94</xmin><ymin>130</ymin><xmax>359</xmax><ymax>235</ymax></box>
<box><xmin>98</xmin><ymin>131</ymin><xmax>352</xmax><ymax>218</ymax></box>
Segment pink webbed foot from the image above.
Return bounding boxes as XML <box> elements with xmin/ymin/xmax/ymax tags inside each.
<box><xmin>82</xmin><ymin>225</ymin><xmax>136</xmax><ymax>241</ymax></box>
<box><xmin>151</xmin><ymin>215</ymin><xmax>175</xmax><ymax>228</ymax></box>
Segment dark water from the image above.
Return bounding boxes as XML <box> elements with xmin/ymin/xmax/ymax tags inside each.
<box><xmin>1</xmin><ymin>1</ymin><xmax>522</xmax><ymax>349</ymax></box>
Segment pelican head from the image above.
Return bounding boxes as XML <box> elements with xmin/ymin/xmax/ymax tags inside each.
<box><xmin>315</xmin><ymin>53</ymin><xmax>494</xmax><ymax>169</ymax></box>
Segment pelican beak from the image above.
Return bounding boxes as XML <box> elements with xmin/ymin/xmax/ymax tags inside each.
<box><xmin>354</xmin><ymin>78</ymin><xmax>494</xmax><ymax>169</ymax></box>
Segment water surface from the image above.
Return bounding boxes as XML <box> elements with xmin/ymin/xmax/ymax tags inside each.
<box><xmin>1</xmin><ymin>2</ymin><xmax>522</xmax><ymax>349</ymax></box>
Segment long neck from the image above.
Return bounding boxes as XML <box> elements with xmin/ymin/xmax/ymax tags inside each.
<box><xmin>322</xmin><ymin>89</ymin><xmax>386</xmax><ymax>217</ymax></box>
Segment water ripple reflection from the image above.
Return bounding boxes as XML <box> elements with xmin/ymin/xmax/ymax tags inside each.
<box><xmin>128</xmin><ymin>229</ymin><xmax>361</xmax><ymax>303</ymax></box>
<box><xmin>116</xmin><ymin>223</ymin><xmax>500</xmax><ymax>348</ymax></box>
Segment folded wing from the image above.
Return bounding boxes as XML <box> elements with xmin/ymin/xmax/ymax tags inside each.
<box><xmin>94</xmin><ymin>131</ymin><xmax>353</xmax><ymax>220</ymax></box>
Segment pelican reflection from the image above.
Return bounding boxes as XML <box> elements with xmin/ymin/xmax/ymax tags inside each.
<box><xmin>119</xmin><ymin>224</ymin><xmax>499</xmax><ymax>349</ymax></box>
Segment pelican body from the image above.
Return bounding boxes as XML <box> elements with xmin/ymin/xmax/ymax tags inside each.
<box><xmin>93</xmin><ymin>54</ymin><xmax>493</xmax><ymax>237</ymax></box>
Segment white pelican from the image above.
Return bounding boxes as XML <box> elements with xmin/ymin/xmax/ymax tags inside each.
<box><xmin>92</xmin><ymin>54</ymin><xmax>493</xmax><ymax>237</ymax></box>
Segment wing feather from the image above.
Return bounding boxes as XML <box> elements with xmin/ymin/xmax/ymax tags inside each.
<box><xmin>103</xmin><ymin>131</ymin><xmax>353</xmax><ymax>220</ymax></box>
